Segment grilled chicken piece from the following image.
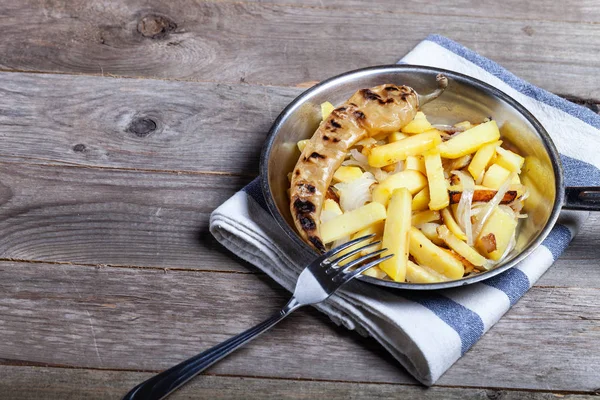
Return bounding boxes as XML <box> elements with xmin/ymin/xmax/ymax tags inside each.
<box><xmin>290</xmin><ymin>75</ymin><xmax>448</xmax><ymax>252</ymax></box>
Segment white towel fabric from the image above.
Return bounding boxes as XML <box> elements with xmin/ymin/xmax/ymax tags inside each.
<box><xmin>210</xmin><ymin>35</ymin><xmax>600</xmax><ymax>385</ymax></box>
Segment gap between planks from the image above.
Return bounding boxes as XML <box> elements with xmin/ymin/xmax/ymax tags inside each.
<box><xmin>0</xmin><ymin>361</ymin><xmax>598</xmax><ymax>396</ymax></box>
<box><xmin>2</xmin><ymin>257</ymin><xmax>600</xmax><ymax>292</ymax></box>
<box><xmin>0</xmin><ymin>67</ymin><xmax>599</xmax><ymax>107</ymax></box>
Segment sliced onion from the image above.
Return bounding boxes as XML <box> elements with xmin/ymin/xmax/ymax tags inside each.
<box><xmin>355</xmin><ymin>137</ymin><xmax>377</xmax><ymax>147</ymax></box>
<box><xmin>334</xmin><ymin>172</ymin><xmax>376</xmax><ymax>212</ymax></box>
<box><xmin>393</xmin><ymin>160</ymin><xmax>405</xmax><ymax>174</ymax></box>
<box><xmin>452</xmin><ymin>170</ymin><xmax>475</xmax><ymax>245</ymax></box>
<box><xmin>342</xmin><ymin>149</ymin><xmax>388</xmax><ymax>182</ymax></box>
<box><xmin>370</xmin><ymin>167</ymin><xmax>389</xmax><ymax>182</ymax></box>
<box><xmin>432</xmin><ymin>124</ymin><xmax>466</xmax><ymax>133</ymax></box>
<box><xmin>472</xmin><ymin>172</ymin><xmax>516</xmax><ymax>239</ymax></box>
<box><xmin>350</xmin><ymin>149</ymin><xmax>368</xmax><ymax>164</ymax></box>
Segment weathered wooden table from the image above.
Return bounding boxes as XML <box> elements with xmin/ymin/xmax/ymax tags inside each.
<box><xmin>0</xmin><ymin>1</ymin><xmax>598</xmax><ymax>399</ymax></box>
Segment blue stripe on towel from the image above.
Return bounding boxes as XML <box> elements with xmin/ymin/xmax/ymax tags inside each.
<box><xmin>541</xmin><ymin>224</ymin><xmax>572</xmax><ymax>260</ymax></box>
<box><xmin>424</xmin><ymin>34</ymin><xmax>600</xmax><ymax>131</ymax></box>
<box><xmin>561</xmin><ymin>155</ymin><xmax>600</xmax><ymax>186</ymax></box>
<box><xmin>402</xmin><ymin>292</ymin><xmax>484</xmax><ymax>354</ymax></box>
<box><xmin>243</xmin><ymin>178</ymin><xmax>269</xmax><ymax>211</ymax></box>
<box><xmin>482</xmin><ymin>269</ymin><xmax>530</xmax><ymax>306</ymax></box>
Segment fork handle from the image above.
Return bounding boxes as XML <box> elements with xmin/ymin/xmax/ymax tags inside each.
<box><xmin>122</xmin><ymin>297</ymin><xmax>302</xmax><ymax>400</ymax></box>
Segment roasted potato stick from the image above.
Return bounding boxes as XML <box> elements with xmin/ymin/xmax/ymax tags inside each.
<box><xmin>333</xmin><ymin>166</ymin><xmax>363</xmax><ymax>183</ymax></box>
<box><xmin>362</xmin><ymin>265</ymin><xmax>388</xmax><ymax>279</ymax></box>
<box><xmin>448</xmin><ymin>189</ymin><xmax>518</xmax><ymax>205</ymax></box>
<box><xmin>475</xmin><ymin>206</ymin><xmax>518</xmax><ymax>260</ymax></box>
<box><xmin>437</xmin><ymin>225</ymin><xmax>487</xmax><ymax>266</ymax></box>
<box><xmin>496</xmin><ymin>146</ymin><xmax>525</xmax><ymax>173</ymax></box>
<box><xmin>400</xmin><ymin>111</ymin><xmax>432</xmax><ymax>134</ymax></box>
<box><xmin>388</xmin><ymin>131</ymin><xmax>409</xmax><ymax>142</ymax></box>
<box><xmin>482</xmin><ymin>164</ymin><xmax>511</xmax><ymax>189</ymax></box>
<box><xmin>424</xmin><ymin>149</ymin><xmax>449</xmax><ymax>210</ymax></box>
<box><xmin>380</xmin><ymin>188</ymin><xmax>412</xmax><ymax>281</ymax></box>
<box><xmin>411</xmin><ymin>187</ymin><xmax>430</xmax><ymax>211</ymax></box>
<box><xmin>438</xmin><ymin>120</ymin><xmax>500</xmax><ymax>159</ymax></box>
<box><xmin>405</xmin><ymin>155</ymin><xmax>426</xmax><ymax>174</ymax></box>
<box><xmin>368</xmin><ymin>130</ymin><xmax>442</xmax><ymax>167</ymax></box>
<box><xmin>406</xmin><ymin>260</ymin><xmax>450</xmax><ymax>283</ymax></box>
<box><xmin>468</xmin><ymin>140</ymin><xmax>501</xmax><ymax>181</ymax></box>
<box><xmin>441</xmin><ymin>208</ymin><xmax>467</xmax><ymax>241</ymax></box>
<box><xmin>419</xmin><ymin>222</ymin><xmax>445</xmax><ymax>246</ymax></box>
<box><xmin>372</xmin><ymin>170</ymin><xmax>427</xmax><ymax>206</ymax></box>
<box><xmin>335</xmin><ymin>220</ymin><xmax>385</xmax><ymax>262</ymax></box>
<box><xmin>321</xmin><ymin>202</ymin><xmax>387</xmax><ymax>244</ymax></box>
<box><xmin>408</xmin><ymin>227</ymin><xmax>464</xmax><ymax>279</ymax></box>
<box><xmin>412</xmin><ymin>209</ymin><xmax>441</xmax><ymax>226</ymax></box>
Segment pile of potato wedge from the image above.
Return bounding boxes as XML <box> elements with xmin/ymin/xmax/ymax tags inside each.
<box><xmin>295</xmin><ymin>103</ymin><xmax>528</xmax><ymax>283</ymax></box>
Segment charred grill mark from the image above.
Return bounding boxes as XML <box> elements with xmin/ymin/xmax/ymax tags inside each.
<box><xmin>385</xmin><ymin>86</ymin><xmax>399</xmax><ymax>91</ymax></box>
<box><xmin>309</xmin><ymin>236</ymin><xmax>326</xmax><ymax>253</ymax></box>
<box><xmin>323</xmin><ymin>135</ymin><xmax>329</xmax><ymax>141</ymax></box>
<box><xmin>297</xmin><ymin>183</ymin><xmax>316</xmax><ymax>194</ymax></box>
<box><xmin>361</xmin><ymin>89</ymin><xmax>382</xmax><ymax>101</ymax></box>
<box><xmin>293</xmin><ymin>198</ymin><xmax>316</xmax><ymax>213</ymax></box>
<box><xmin>329</xmin><ymin>120</ymin><xmax>342</xmax><ymax>129</ymax></box>
<box><xmin>353</xmin><ymin>110</ymin><xmax>366</xmax><ymax>120</ymax></box>
<box><xmin>309</xmin><ymin>152</ymin><xmax>326</xmax><ymax>159</ymax></box>
<box><xmin>332</xmin><ymin>138</ymin><xmax>340</xmax><ymax>143</ymax></box>
<box><xmin>361</xmin><ymin>88</ymin><xmax>395</xmax><ymax>105</ymax></box>
<box><xmin>299</xmin><ymin>215</ymin><xmax>316</xmax><ymax>231</ymax></box>
<box><xmin>294</xmin><ymin>169</ymin><xmax>300</xmax><ymax>176</ymax></box>
<box><xmin>336</xmin><ymin>107</ymin><xmax>347</xmax><ymax>112</ymax></box>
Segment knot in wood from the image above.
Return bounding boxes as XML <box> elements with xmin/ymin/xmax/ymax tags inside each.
<box><xmin>128</xmin><ymin>118</ymin><xmax>157</xmax><ymax>137</ymax></box>
<box><xmin>137</xmin><ymin>14</ymin><xmax>177</xmax><ymax>39</ymax></box>
<box><xmin>72</xmin><ymin>144</ymin><xmax>86</xmax><ymax>152</ymax></box>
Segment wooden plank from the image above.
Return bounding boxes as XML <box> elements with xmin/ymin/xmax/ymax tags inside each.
<box><xmin>217</xmin><ymin>0</ymin><xmax>600</xmax><ymax>24</ymax></box>
<box><xmin>0</xmin><ymin>71</ymin><xmax>598</xmax><ymax>176</ymax></box>
<box><xmin>0</xmin><ymin>366</ymin><xmax>597</xmax><ymax>400</ymax></box>
<box><xmin>0</xmin><ymin>159</ymin><xmax>593</xmax><ymax>280</ymax></box>
<box><xmin>0</xmin><ymin>2</ymin><xmax>599</xmax><ymax>97</ymax></box>
<box><xmin>0</xmin><ymin>161</ymin><xmax>596</xmax><ymax>283</ymax></box>
<box><xmin>0</xmin><ymin>72</ymin><xmax>300</xmax><ymax>174</ymax></box>
<box><xmin>0</xmin><ymin>161</ymin><xmax>252</xmax><ymax>270</ymax></box>
<box><xmin>539</xmin><ymin>213</ymin><xmax>600</xmax><ymax>288</ymax></box>
<box><xmin>0</xmin><ymin>261</ymin><xmax>598</xmax><ymax>391</ymax></box>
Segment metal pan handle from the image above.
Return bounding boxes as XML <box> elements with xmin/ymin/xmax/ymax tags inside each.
<box><xmin>563</xmin><ymin>187</ymin><xmax>600</xmax><ymax>211</ymax></box>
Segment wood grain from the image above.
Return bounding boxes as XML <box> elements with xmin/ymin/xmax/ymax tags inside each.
<box><xmin>0</xmin><ymin>161</ymin><xmax>252</xmax><ymax>270</ymax></box>
<box><xmin>0</xmin><ymin>160</ymin><xmax>597</xmax><ymax>284</ymax></box>
<box><xmin>218</xmin><ymin>0</ymin><xmax>600</xmax><ymax>24</ymax></box>
<box><xmin>1</xmin><ymin>366</ymin><xmax>598</xmax><ymax>400</ymax></box>
<box><xmin>0</xmin><ymin>71</ymin><xmax>300</xmax><ymax>174</ymax></box>
<box><xmin>0</xmin><ymin>71</ymin><xmax>597</xmax><ymax>177</ymax></box>
<box><xmin>0</xmin><ymin>261</ymin><xmax>599</xmax><ymax>391</ymax></box>
<box><xmin>0</xmin><ymin>2</ymin><xmax>599</xmax><ymax>97</ymax></box>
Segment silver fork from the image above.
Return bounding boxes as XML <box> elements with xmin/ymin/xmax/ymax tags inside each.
<box><xmin>123</xmin><ymin>234</ymin><xmax>392</xmax><ymax>400</ymax></box>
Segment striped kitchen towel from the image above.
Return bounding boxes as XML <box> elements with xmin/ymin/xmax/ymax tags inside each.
<box><xmin>210</xmin><ymin>35</ymin><xmax>600</xmax><ymax>385</ymax></box>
